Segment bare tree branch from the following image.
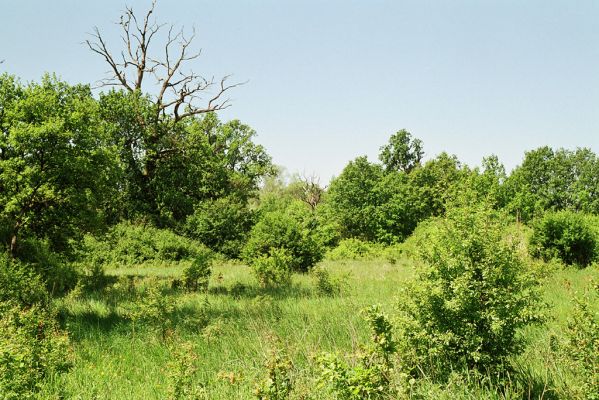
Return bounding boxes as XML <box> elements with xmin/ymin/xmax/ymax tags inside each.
<box><xmin>85</xmin><ymin>0</ymin><xmax>244</xmax><ymax>122</ymax></box>
<box><xmin>296</xmin><ymin>174</ymin><xmax>326</xmax><ymax>211</ymax></box>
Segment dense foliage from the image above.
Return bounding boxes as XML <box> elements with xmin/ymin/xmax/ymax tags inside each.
<box><xmin>80</xmin><ymin>222</ymin><xmax>211</xmax><ymax>266</ymax></box>
<box><xmin>1</xmin><ymin>4</ymin><xmax>599</xmax><ymax>397</ymax></box>
<box><xmin>397</xmin><ymin>205</ymin><xmax>545</xmax><ymax>375</ymax></box>
<box><xmin>243</xmin><ymin>210</ymin><xmax>324</xmax><ymax>272</ymax></box>
<box><xmin>529</xmin><ymin>210</ymin><xmax>597</xmax><ymax>267</ymax></box>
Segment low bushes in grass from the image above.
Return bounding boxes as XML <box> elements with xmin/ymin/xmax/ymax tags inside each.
<box><xmin>311</xmin><ymin>265</ymin><xmax>349</xmax><ymax>297</ymax></box>
<box><xmin>317</xmin><ymin>305</ymin><xmax>398</xmax><ymax>399</ymax></box>
<box><xmin>250</xmin><ymin>248</ymin><xmax>293</xmax><ymax>289</ymax></box>
<box><xmin>243</xmin><ymin>211</ymin><xmax>323</xmax><ymax>272</ymax></box>
<box><xmin>167</xmin><ymin>340</ymin><xmax>206</xmax><ymax>399</ymax></box>
<box><xmin>254</xmin><ymin>340</ymin><xmax>294</xmax><ymax>400</ymax></box>
<box><xmin>325</xmin><ymin>238</ymin><xmax>384</xmax><ymax>261</ymax></box>
<box><xmin>396</xmin><ymin>205</ymin><xmax>545</xmax><ymax>379</ymax></box>
<box><xmin>81</xmin><ymin>222</ymin><xmax>210</xmax><ymax>267</ymax></box>
<box><xmin>530</xmin><ymin>210</ymin><xmax>597</xmax><ymax>267</ymax></box>
<box><xmin>0</xmin><ymin>302</ymin><xmax>72</xmax><ymax>399</ymax></box>
<box><xmin>182</xmin><ymin>251</ymin><xmax>213</xmax><ymax>292</ymax></box>
<box><xmin>551</xmin><ymin>281</ymin><xmax>599</xmax><ymax>399</ymax></box>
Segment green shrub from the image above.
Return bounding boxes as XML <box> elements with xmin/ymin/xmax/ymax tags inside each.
<box><xmin>82</xmin><ymin>222</ymin><xmax>210</xmax><ymax>267</ymax></box>
<box><xmin>530</xmin><ymin>211</ymin><xmax>596</xmax><ymax>267</ymax></box>
<box><xmin>251</xmin><ymin>248</ymin><xmax>293</xmax><ymax>289</ymax></box>
<box><xmin>182</xmin><ymin>251</ymin><xmax>213</xmax><ymax>292</ymax></box>
<box><xmin>397</xmin><ymin>206</ymin><xmax>544</xmax><ymax>377</ymax></box>
<box><xmin>0</xmin><ymin>253</ymin><xmax>48</xmax><ymax>307</ymax></box>
<box><xmin>167</xmin><ymin>340</ymin><xmax>206</xmax><ymax>399</ymax></box>
<box><xmin>0</xmin><ymin>303</ymin><xmax>72</xmax><ymax>399</ymax></box>
<box><xmin>132</xmin><ymin>280</ymin><xmax>176</xmax><ymax>341</ymax></box>
<box><xmin>243</xmin><ymin>211</ymin><xmax>323</xmax><ymax>272</ymax></box>
<box><xmin>311</xmin><ymin>266</ymin><xmax>348</xmax><ymax>297</ymax></box>
<box><xmin>317</xmin><ymin>305</ymin><xmax>398</xmax><ymax>399</ymax></box>
<box><xmin>254</xmin><ymin>344</ymin><xmax>293</xmax><ymax>400</ymax></box>
<box><xmin>16</xmin><ymin>239</ymin><xmax>78</xmax><ymax>295</ymax></box>
<box><xmin>325</xmin><ymin>238</ymin><xmax>384</xmax><ymax>261</ymax></box>
<box><xmin>185</xmin><ymin>196</ymin><xmax>254</xmax><ymax>258</ymax></box>
<box><xmin>77</xmin><ymin>262</ymin><xmax>113</xmax><ymax>293</ymax></box>
<box><xmin>399</xmin><ymin>217</ymin><xmax>443</xmax><ymax>260</ymax></box>
<box><xmin>561</xmin><ymin>283</ymin><xmax>598</xmax><ymax>399</ymax></box>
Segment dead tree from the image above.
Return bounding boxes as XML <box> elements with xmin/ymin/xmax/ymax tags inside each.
<box><xmin>296</xmin><ymin>174</ymin><xmax>326</xmax><ymax>211</ymax></box>
<box><xmin>85</xmin><ymin>1</ymin><xmax>245</xmax><ymax>220</ymax></box>
<box><xmin>85</xmin><ymin>0</ymin><xmax>243</xmax><ymax>123</ymax></box>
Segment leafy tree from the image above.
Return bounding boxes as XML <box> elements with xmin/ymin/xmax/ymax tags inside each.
<box><xmin>372</xmin><ymin>171</ymin><xmax>422</xmax><ymax>243</ymax></box>
<box><xmin>379</xmin><ymin>129</ymin><xmax>423</xmax><ymax>173</ymax></box>
<box><xmin>89</xmin><ymin>3</ymin><xmax>273</xmax><ymax>225</ymax></box>
<box><xmin>408</xmin><ymin>152</ymin><xmax>469</xmax><ymax>219</ymax></box>
<box><xmin>529</xmin><ymin>210</ymin><xmax>596</xmax><ymax>267</ymax></box>
<box><xmin>505</xmin><ymin>146</ymin><xmax>599</xmax><ymax>221</ymax></box>
<box><xmin>0</xmin><ymin>74</ymin><xmax>118</xmax><ymax>255</ymax></box>
<box><xmin>185</xmin><ymin>195</ymin><xmax>254</xmax><ymax>258</ymax></box>
<box><xmin>326</xmin><ymin>156</ymin><xmax>384</xmax><ymax>241</ymax></box>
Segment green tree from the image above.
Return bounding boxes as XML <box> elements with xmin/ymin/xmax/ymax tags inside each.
<box><xmin>0</xmin><ymin>74</ymin><xmax>117</xmax><ymax>255</ymax></box>
<box><xmin>89</xmin><ymin>3</ymin><xmax>272</xmax><ymax>225</ymax></box>
<box><xmin>505</xmin><ymin>146</ymin><xmax>599</xmax><ymax>221</ymax></box>
<box><xmin>379</xmin><ymin>129</ymin><xmax>423</xmax><ymax>173</ymax></box>
<box><xmin>326</xmin><ymin>156</ymin><xmax>384</xmax><ymax>241</ymax></box>
<box><xmin>408</xmin><ymin>152</ymin><xmax>469</xmax><ymax>219</ymax></box>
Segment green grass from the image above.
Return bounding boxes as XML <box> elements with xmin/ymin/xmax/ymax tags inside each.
<box><xmin>39</xmin><ymin>258</ymin><xmax>597</xmax><ymax>399</ymax></box>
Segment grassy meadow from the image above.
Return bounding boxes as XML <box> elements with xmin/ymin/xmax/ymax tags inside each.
<box><xmin>38</xmin><ymin>257</ymin><xmax>597</xmax><ymax>399</ymax></box>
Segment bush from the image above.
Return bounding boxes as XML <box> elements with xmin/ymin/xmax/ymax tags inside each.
<box><xmin>530</xmin><ymin>211</ymin><xmax>596</xmax><ymax>267</ymax></box>
<box><xmin>185</xmin><ymin>196</ymin><xmax>254</xmax><ymax>258</ymax></box>
<box><xmin>399</xmin><ymin>217</ymin><xmax>443</xmax><ymax>260</ymax></box>
<box><xmin>16</xmin><ymin>239</ymin><xmax>78</xmax><ymax>295</ymax></box>
<box><xmin>167</xmin><ymin>341</ymin><xmax>206</xmax><ymax>399</ymax></box>
<box><xmin>254</xmin><ymin>343</ymin><xmax>293</xmax><ymax>400</ymax></box>
<box><xmin>0</xmin><ymin>253</ymin><xmax>48</xmax><ymax>307</ymax></box>
<box><xmin>81</xmin><ymin>222</ymin><xmax>210</xmax><ymax>267</ymax></box>
<box><xmin>132</xmin><ymin>280</ymin><xmax>176</xmax><ymax>341</ymax></box>
<box><xmin>243</xmin><ymin>211</ymin><xmax>323</xmax><ymax>272</ymax></box>
<box><xmin>0</xmin><ymin>303</ymin><xmax>72</xmax><ymax>399</ymax></box>
<box><xmin>325</xmin><ymin>238</ymin><xmax>384</xmax><ymax>261</ymax></box>
<box><xmin>77</xmin><ymin>262</ymin><xmax>113</xmax><ymax>293</ymax></box>
<box><xmin>317</xmin><ymin>305</ymin><xmax>398</xmax><ymax>399</ymax></box>
<box><xmin>182</xmin><ymin>251</ymin><xmax>213</xmax><ymax>292</ymax></box>
<box><xmin>311</xmin><ymin>266</ymin><xmax>348</xmax><ymax>297</ymax></box>
<box><xmin>397</xmin><ymin>206</ymin><xmax>544</xmax><ymax>377</ymax></box>
<box><xmin>560</xmin><ymin>283</ymin><xmax>598</xmax><ymax>399</ymax></box>
<box><xmin>251</xmin><ymin>248</ymin><xmax>293</xmax><ymax>289</ymax></box>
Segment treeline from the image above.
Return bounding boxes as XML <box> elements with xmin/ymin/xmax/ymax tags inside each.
<box><xmin>322</xmin><ymin>130</ymin><xmax>599</xmax><ymax>245</ymax></box>
<box><xmin>2</xmin><ymin>74</ymin><xmax>599</xmax><ymax>278</ymax></box>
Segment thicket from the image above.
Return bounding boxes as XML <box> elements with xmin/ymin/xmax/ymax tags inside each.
<box><xmin>529</xmin><ymin>210</ymin><xmax>597</xmax><ymax>267</ymax></box>
<box><xmin>317</xmin><ymin>305</ymin><xmax>398</xmax><ymax>399</ymax></box>
<box><xmin>0</xmin><ymin>303</ymin><xmax>72</xmax><ymax>399</ymax></box>
<box><xmin>80</xmin><ymin>222</ymin><xmax>211</xmax><ymax>266</ymax></box>
<box><xmin>243</xmin><ymin>210</ymin><xmax>323</xmax><ymax>273</ymax></box>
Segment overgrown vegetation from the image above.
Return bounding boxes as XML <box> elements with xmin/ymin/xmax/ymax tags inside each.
<box><xmin>397</xmin><ymin>204</ymin><xmax>545</xmax><ymax>377</ymax></box>
<box><xmin>530</xmin><ymin>210</ymin><xmax>597</xmax><ymax>267</ymax></box>
<box><xmin>2</xmin><ymin>2</ymin><xmax>599</xmax><ymax>398</ymax></box>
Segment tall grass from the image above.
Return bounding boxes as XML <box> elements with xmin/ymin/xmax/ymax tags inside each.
<box><xmin>39</xmin><ymin>258</ymin><xmax>597</xmax><ymax>399</ymax></box>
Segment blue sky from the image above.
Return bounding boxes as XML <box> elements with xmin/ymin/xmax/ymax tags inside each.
<box><xmin>1</xmin><ymin>0</ymin><xmax>598</xmax><ymax>181</ymax></box>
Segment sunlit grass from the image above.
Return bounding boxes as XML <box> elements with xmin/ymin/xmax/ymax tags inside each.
<box><xmin>41</xmin><ymin>258</ymin><xmax>598</xmax><ymax>399</ymax></box>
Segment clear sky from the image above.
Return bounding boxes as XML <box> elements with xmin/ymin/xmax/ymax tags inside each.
<box><xmin>1</xmin><ymin>0</ymin><xmax>598</xmax><ymax>182</ymax></box>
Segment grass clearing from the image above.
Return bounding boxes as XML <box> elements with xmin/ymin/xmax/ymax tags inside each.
<box><xmin>40</xmin><ymin>258</ymin><xmax>597</xmax><ymax>399</ymax></box>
